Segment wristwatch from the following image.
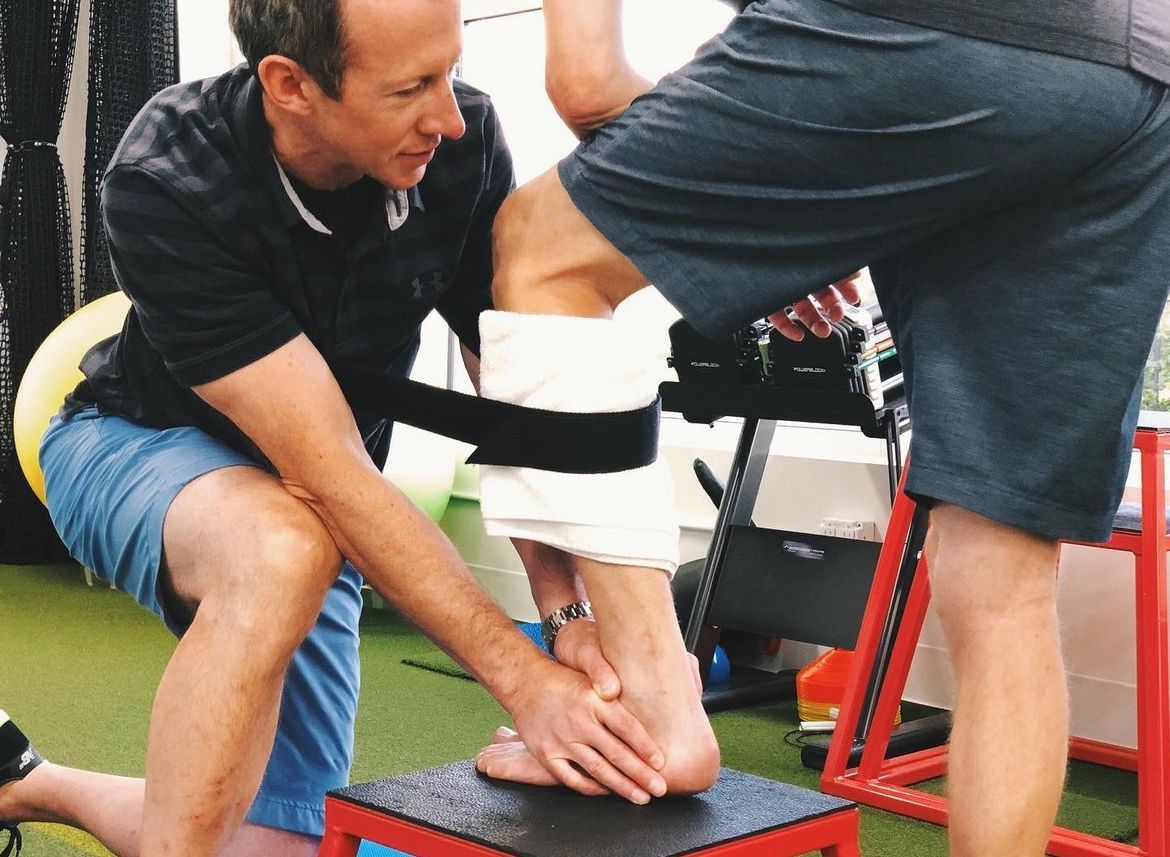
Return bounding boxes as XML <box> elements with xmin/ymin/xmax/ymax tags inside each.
<box><xmin>540</xmin><ymin>600</ymin><xmax>593</xmax><ymax>651</ymax></box>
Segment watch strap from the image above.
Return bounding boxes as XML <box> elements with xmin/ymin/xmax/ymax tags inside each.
<box><xmin>540</xmin><ymin>600</ymin><xmax>593</xmax><ymax>651</ymax></box>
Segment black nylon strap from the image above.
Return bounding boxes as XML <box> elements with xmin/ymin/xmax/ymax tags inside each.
<box><xmin>336</xmin><ymin>367</ymin><xmax>659</xmax><ymax>473</ymax></box>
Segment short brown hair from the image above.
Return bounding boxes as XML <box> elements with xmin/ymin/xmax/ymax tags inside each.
<box><xmin>229</xmin><ymin>0</ymin><xmax>350</xmax><ymax>99</ymax></box>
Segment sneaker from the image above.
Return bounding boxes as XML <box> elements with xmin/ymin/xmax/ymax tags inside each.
<box><xmin>0</xmin><ymin>711</ymin><xmax>42</xmax><ymax>857</ymax></box>
<box><xmin>0</xmin><ymin>712</ymin><xmax>41</xmax><ymax>788</ymax></box>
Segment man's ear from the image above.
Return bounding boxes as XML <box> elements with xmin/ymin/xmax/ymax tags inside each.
<box><xmin>256</xmin><ymin>55</ymin><xmax>318</xmax><ymax>116</ymax></box>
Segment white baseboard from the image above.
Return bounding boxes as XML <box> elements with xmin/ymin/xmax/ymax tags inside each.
<box><xmin>467</xmin><ymin>562</ymin><xmax>540</xmax><ymax>623</ymax></box>
<box><xmin>905</xmin><ymin>643</ymin><xmax>1138</xmax><ymax>750</ymax></box>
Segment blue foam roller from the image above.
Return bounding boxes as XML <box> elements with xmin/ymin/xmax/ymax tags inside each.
<box><xmin>356</xmin><ymin>841</ymin><xmax>410</xmax><ymax>857</ymax></box>
<box><xmin>517</xmin><ymin>620</ymin><xmax>549</xmax><ymax>653</ymax></box>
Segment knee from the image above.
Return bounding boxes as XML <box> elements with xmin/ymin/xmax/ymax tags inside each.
<box><xmin>925</xmin><ymin>504</ymin><xmax>1059</xmax><ymax>630</ymax></box>
<box><xmin>202</xmin><ymin>513</ymin><xmax>343</xmax><ymax>657</ymax></box>
<box><xmin>490</xmin><ymin>172</ymin><xmax>620</xmax><ymax>318</ymax></box>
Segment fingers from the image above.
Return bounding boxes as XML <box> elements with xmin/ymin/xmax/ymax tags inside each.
<box><xmin>598</xmin><ymin>700</ymin><xmax>667</xmax><ymax>776</ymax></box>
<box><xmin>769</xmin><ymin>270</ymin><xmax>865</xmax><ymax>341</ymax></box>
<box><xmin>813</xmin><ymin>286</ymin><xmax>847</xmax><ymax>322</ymax></box>
<box><xmin>552</xmin><ymin>621</ymin><xmax>621</xmax><ymax>700</ymax></box>
<box><xmin>563</xmin><ymin>743</ymin><xmax>657</xmax><ymax>804</ymax></box>
<box><xmin>790</xmin><ymin>295</ymin><xmax>836</xmax><ymax>337</ymax></box>
<box><xmin>767</xmin><ymin>309</ymin><xmax>807</xmax><ymax>342</ymax></box>
<box><xmin>479</xmin><ymin>728</ymin><xmax>652</xmax><ymax>804</ymax></box>
<box><xmin>769</xmin><ymin>296</ymin><xmax>834</xmax><ymax>340</ymax></box>
<box><xmin>544</xmin><ymin>758</ymin><xmax>612</xmax><ymax>798</ymax></box>
<box><xmin>579</xmin><ymin>648</ymin><xmax>621</xmax><ymax>701</ymax></box>
<box><xmin>832</xmin><ymin>270</ymin><xmax>864</xmax><ymax>304</ymax></box>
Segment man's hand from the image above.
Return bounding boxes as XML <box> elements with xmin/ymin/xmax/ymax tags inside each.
<box><xmin>554</xmin><ymin>615</ymin><xmax>704</xmax><ymax>696</ymax></box>
<box><xmin>505</xmin><ymin>657</ymin><xmax>667</xmax><ymax>804</ymax></box>
<box><xmin>769</xmin><ymin>271</ymin><xmax>864</xmax><ymax>341</ymax></box>
<box><xmin>551</xmin><ymin>618</ymin><xmax>622</xmax><ymax>700</ymax></box>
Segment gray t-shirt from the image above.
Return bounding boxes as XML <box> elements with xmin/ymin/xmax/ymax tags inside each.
<box><xmin>825</xmin><ymin>0</ymin><xmax>1170</xmax><ymax>87</ymax></box>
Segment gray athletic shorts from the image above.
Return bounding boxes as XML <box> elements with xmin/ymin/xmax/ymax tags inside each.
<box><xmin>559</xmin><ymin>0</ymin><xmax>1170</xmax><ymax>542</ymax></box>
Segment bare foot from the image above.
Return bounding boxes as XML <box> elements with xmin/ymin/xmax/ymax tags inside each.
<box><xmin>476</xmin><ymin>726</ymin><xmax>607</xmax><ymax>794</ymax></box>
<box><xmin>481</xmin><ymin>561</ymin><xmax>721</xmax><ymax>799</ymax></box>
<box><xmin>475</xmin><ymin>740</ymin><xmax>561</xmax><ymax>788</ymax></box>
<box><xmin>576</xmin><ymin>562</ymin><xmax>721</xmax><ymax>795</ymax></box>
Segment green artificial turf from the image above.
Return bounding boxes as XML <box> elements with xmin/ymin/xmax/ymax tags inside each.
<box><xmin>0</xmin><ymin>562</ymin><xmax>1138</xmax><ymax>856</ymax></box>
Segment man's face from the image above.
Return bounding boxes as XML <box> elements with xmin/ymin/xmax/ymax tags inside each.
<box><xmin>311</xmin><ymin>0</ymin><xmax>466</xmax><ymax>189</ymax></box>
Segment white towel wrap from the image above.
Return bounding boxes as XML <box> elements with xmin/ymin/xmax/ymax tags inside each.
<box><xmin>477</xmin><ymin>310</ymin><xmax>680</xmax><ymax>577</ymax></box>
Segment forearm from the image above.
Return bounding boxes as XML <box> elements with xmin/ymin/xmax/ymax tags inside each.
<box><xmin>284</xmin><ymin>454</ymin><xmax>549</xmax><ymax>713</ymax></box>
<box><xmin>543</xmin><ymin>0</ymin><xmax>653</xmax><ymax>137</ymax></box>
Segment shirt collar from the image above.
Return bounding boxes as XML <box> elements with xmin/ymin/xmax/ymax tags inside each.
<box><xmin>271</xmin><ymin>154</ymin><xmax>425</xmax><ymax>234</ymax></box>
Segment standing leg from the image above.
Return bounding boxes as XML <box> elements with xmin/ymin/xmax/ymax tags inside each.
<box><xmin>926</xmin><ymin>504</ymin><xmax>1065</xmax><ymax>857</ymax></box>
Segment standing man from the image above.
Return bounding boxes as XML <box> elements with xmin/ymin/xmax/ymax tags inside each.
<box><xmin>472</xmin><ymin>2</ymin><xmax>1170</xmax><ymax>856</ymax></box>
<box><xmin>0</xmin><ymin>1</ymin><xmax>670</xmax><ymax>855</ymax></box>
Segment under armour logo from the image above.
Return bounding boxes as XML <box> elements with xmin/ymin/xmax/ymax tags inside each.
<box><xmin>411</xmin><ymin>271</ymin><xmax>445</xmax><ymax>299</ymax></box>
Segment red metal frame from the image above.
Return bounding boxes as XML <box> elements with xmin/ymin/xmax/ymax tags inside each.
<box><xmin>820</xmin><ymin>430</ymin><xmax>1170</xmax><ymax>857</ymax></box>
<box><xmin>317</xmin><ymin>796</ymin><xmax>862</xmax><ymax>857</ymax></box>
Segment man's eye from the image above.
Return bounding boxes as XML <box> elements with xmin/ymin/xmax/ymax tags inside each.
<box><xmin>395</xmin><ymin>81</ymin><xmax>426</xmax><ymax>97</ymax></box>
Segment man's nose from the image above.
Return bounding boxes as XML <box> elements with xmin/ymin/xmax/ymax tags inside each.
<box><xmin>422</xmin><ymin>80</ymin><xmax>466</xmax><ymax>141</ymax></box>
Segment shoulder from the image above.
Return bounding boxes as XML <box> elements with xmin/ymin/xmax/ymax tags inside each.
<box><xmin>106</xmin><ymin>65</ymin><xmax>258</xmax><ymax>200</ymax></box>
<box><xmin>103</xmin><ymin>66</ymin><xmax>266</xmax><ymax>238</ymax></box>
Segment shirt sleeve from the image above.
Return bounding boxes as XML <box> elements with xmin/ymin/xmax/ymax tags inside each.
<box><xmin>101</xmin><ymin>164</ymin><xmax>303</xmax><ymax>387</ymax></box>
<box><xmin>435</xmin><ymin>99</ymin><xmax>516</xmax><ymax>357</ymax></box>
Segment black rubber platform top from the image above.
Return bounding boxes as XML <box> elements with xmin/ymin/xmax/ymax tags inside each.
<box><xmin>329</xmin><ymin>762</ymin><xmax>853</xmax><ymax>857</ymax></box>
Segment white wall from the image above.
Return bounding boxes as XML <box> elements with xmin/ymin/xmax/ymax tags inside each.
<box><xmin>177</xmin><ymin>0</ymin><xmax>239</xmax><ymax>81</ymax></box>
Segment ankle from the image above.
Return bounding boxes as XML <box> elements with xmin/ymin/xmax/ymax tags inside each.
<box><xmin>0</xmin><ymin>761</ymin><xmax>58</xmax><ymax>824</ymax></box>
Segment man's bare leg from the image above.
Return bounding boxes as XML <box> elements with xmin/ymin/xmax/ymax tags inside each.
<box><xmin>0</xmin><ymin>766</ymin><xmax>317</xmax><ymax>857</ymax></box>
<box><xmin>4</xmin><ymin>466</ymin><xmax>343</xmax><ymax>856</ymax></box>
<box><xmin>137</xmin><ymin>465</ymin><xmax>343</xmax><ymax>856</ymax></box>
<box><xmin>927</xmin><ymin>504</ymin><xmax>1066</xmax><ymax>857</ymax></box>
<box><xmin>485</xmin><ymin>168</ymin><xmax>719</xmax><ymax>793</ymax></box>
<box><xmin>0</xmin><ymin>765</ymin><xmax>144</xmax><ymax>856</ymax></box>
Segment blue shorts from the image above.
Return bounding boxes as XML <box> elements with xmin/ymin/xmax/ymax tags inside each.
<box><xmin>560</xmin><ymin>0</ymin><xmax>1170</xmax><ymax>542</ymax></box>
<box><xmin>40</xmin><ymin>407</ymin><xmax>363</xmax><ymax>837</ymax></box>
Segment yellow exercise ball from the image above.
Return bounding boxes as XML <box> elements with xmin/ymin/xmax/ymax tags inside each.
<box><xmin>13</xmin><ymin>291</ymin><xmax>131</xmax><ymax>505</ymax></box>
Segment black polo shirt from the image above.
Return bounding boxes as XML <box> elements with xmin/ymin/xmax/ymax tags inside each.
<box><xmin>67</xmin><ymin>64</ymin><xmax>514</xmax><ymax>468</ymax></box>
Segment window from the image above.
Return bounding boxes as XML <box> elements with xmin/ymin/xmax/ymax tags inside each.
<box><xmin>1141</xmin><ymin>301</ymin><xmax>1170</xmax><ymax>412</ymax></box>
